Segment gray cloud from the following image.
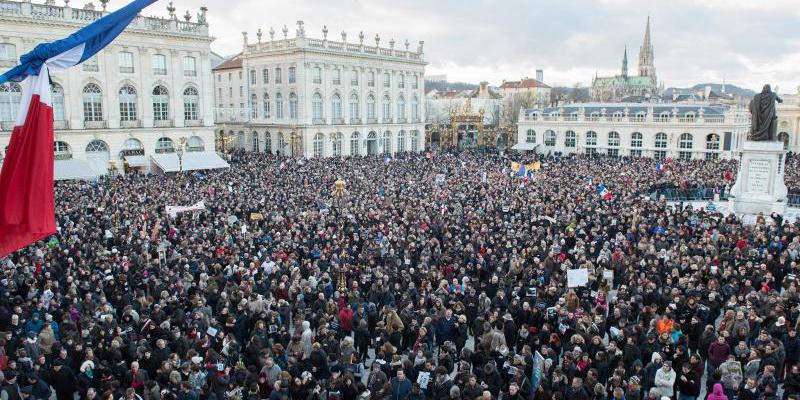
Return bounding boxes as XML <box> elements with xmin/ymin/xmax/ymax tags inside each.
<box><xmin>144</xmin><ymin>0</ymin><xmax>800</xmax><ymax>92</ymax></box>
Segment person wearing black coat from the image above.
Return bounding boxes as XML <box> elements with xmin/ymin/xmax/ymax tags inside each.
<box><xmin>431</xmin><ymin>367</ymin><xmax>453</xmax><ymax>400</ymax></box>
<box><xmin>46</xmin><ymin>361</ymin><xmax>77</xmax><ymax>400</ymax></box>
<box><xmin>564</xmin><ymin>377</ymin><xmax>590</xmax><ymax>400</ymax></box>
<box><xmin>676</xmin><ymin>364</ymin><xmax>700</xmax><ymax>399</ymax></box>
<box><xmin>784</xmin><ymin>364</ymin><xmax>800</xmax><ymax>400</ymax></box>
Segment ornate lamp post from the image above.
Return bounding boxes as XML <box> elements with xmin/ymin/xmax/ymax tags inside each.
<box><xmin>107</xmin><ymin>159</ymin><xmax>117</xmax><ymax>177</ymax></box>
<box><xmin>176</xmin><ymin>137</ymin><xmax>187</xmax><ymax>172</ymax></box>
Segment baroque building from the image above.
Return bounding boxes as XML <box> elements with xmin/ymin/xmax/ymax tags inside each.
<box><xmin>0</xmin><ymin>0</ymin><xmax>223</xmax><ymax>178</ymax></box>
<box><xmin>515</xmin><ymin>103</ymin><xmax>750</xmax><ymax>160</ymax></box>
<box><xmin>591</xmin><ymin>17</ymin><xmax>660</xmax><ymax>102</ymax></box>
<box><xmin>214</xmin><ymin>21</ymin><xmax>426</xmax><ymax>157</ymax></box>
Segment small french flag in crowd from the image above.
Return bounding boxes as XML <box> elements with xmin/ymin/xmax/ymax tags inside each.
<box><xmin>598</xmin><ymin>184</ymin><xmax>612</xmax><ymax>200</ymax></box>
<box><xmin>0</xmin><ymin>0</ymin><xmax>157</xmax><ymax>258</ymax></box>
<box><xmin>656</xmin><ymin>162</ymin><xmax>664</xmax><ymax>172</ymax></box>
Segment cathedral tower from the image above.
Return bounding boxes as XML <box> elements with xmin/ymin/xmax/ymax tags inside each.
<box><xmin>638</xmin><ymin>15</ymin><xmax>655</xmax><ymax>79</ymax></box>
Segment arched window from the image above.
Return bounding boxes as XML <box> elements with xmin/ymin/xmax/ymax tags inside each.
<box><xmin>705</xmin><ymin>133</ymin><xmax>720</xmax><ymax>160</ymax></box>
<box><xmin>367</xmin><ymin>95</ymin><xmax>376</xmax><ymax>120</ymax></box>
<box><xmin>187</xmin><ymin>136</ymin><xmax>204</xmax><ymax>152</ymax></box>
<box><xmin>654</xmin><ymin>132</ymin><xmax>667</xmax><ymax>160</ymax></box>
<box><xmin>155</xmin><ymin>137</ymin><xmax>175</xmax><ymax>154</ymax></box>
<box><xmin>350</xmin><ymin>132</ymin><xmax>360</xmax><ymax>156</ymax></box>
<box><xmin>289</xmin><ymin>93</ymin><xmax>298</xmax><ymax>119</ymax></box>
<box><xmin>526</xmin><ymin>129</ymin><xmax>536</xmax><ymax>143</ymax></box>
<box><xmin>331</xmin><ymin>93</ymin><xmax>342</xmax><ymax>120</ymax></box>
<box><xmin>250</xmin><ymin>94</ymin><xmax>258</xmax><ymax>119</ymax></box>
<box><xmin>349</xmin><ymin>94</ymin><xmax>359</xmax><ymax>120</ymax></box>
<box><xmin>411</xmin><ymin>96</ymin><xmax>419</xmax><ymax>121</ymax></box>
<box><xmin>397</xmin><ymin>130</ymin><xmax>406</xmax><ymax>152</ymax></box>
<box><xmin>411</xmin><ymin>130</ymin><xmax>419</xmax><ymax>151</ymax></box>
<box><xmin>331</xmin><ymin>132</ymin><xmax>343</xmax><ymax>156</ymax></box>
<box><xmin>121</xmin><ymin>138</ymin><xmax>144</xmax><ymax>156</ymax></box>
<box><xmin>183</xmin><ymin>87</ymin><xmax>199</xmax><ymax>121</ymax></box>
<box><xmin>0</xmin><ymin>83</ymin><xmax>21</xmax><ymax>122</ymax></box>
<box><xmin>152</xmin><ymin>85</ymin><xmax>169</xmax><ymax>121</ymax></box>
<box><xmin>564</xmin><ymin>130</ymin><xmax>576</xmax><ymax>148</ymax></box>
<box><xmin>607</xmin><ymin>131</ymin><xmax>620</xmax><ymax>157</ymax></box>
<box><xmin>82</xmin><ymin>83</ymin><xmax>103</xmax><ymax>122</ymax></box>
<box><xmin>397</xmin><ymin>96</ymin><xmax>405</xmax><ymax>120</ymax></box>
<box><xmin>263</xmin><ymin>93</ymin><xmax>271</xmax><ymax>118</ymax></box>
<box><xmin>630</xmin><ymin>132</ymin><xmax>643</xmax><ymax>157</ymax></box>
<box><xmin>544</xmin><ymin>130</ymin><xmax>556</xmax><ymax>146</ymax></box>
<box><xmin>85</xmin><ymin>140</ymin><xmax>108</xmax><ymax>153</ymax></box>
<box><xmin>313</xmin><ymin>132</ymin><xmax>324</xmax><ymax>157</ymax></box>
<box><xmin>382</xmin><ymin>95</ymin><xmax>391</xmax><ymax>122</ymax></box>
<box><xmin>679</xmin><ymin>133</ymin><xmax>693</xmax><ymax>160</ymax></box>
<box><xmin>312</xmin><ymin>93</ymin><xmax>323</xmax><ymax>120</ymax></box>
<box><xmin>275</xmin><ymin>93</ymin><xmax>283</xmax><ymax>119</ymax></box>
<box><xmin>252</xmin><ymin>131</ymin><xmax>259</xmax><ymax>152</ymax></box>
<box><xmin>54</xmin><ymin>141</ymin><xmax>72</xmax><ymax>160</ymax></box>
<box><xmin>51</xmin><ymin>84</ymin><xmax>65</xmax><ymax>122</ymax></box>
<box><xmin>382</xmin><ymin>131</ymin><xmax>392</xmax><ymax>154</ymax></box>
<box><xmin>118</xmin><ymin>85</ymin><xmax>137</xmax><ymax>121</ymax></box>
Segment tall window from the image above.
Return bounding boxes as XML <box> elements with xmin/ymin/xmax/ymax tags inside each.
<box><xmin>350</xmin><ymin>70</ymin><xmax>358</xmax><ymax>86</ymax></box>
<box><xmin>275</xmin><ymin>67</ymin><xmax>282</xmax><ymax>84</ymax></box>
<box><xmin>0</xmin><ymin>83</ymin><xmax>21</xmax><ymax>122</ymax></box>
<box><xmin>82</xmin><ymin>83</ymin><xmax>103</xmax><ymax>121</ymax></box>
<box><xmin>288</xmin><ymin>66</ymin><xmax>296</xmax><ymax>84</ymax></box>
<box><xmin>630</xmin><ymin>132</ymin><xmax>643</xmax><ymax>157</ymax></box>
<box><xmin>607</xmin><ymin>131</ymin><xmax>620</xmax><ymax>157</ymax></box>
<box><xmin>350</xmin><ymin>132</ymin><xmax>360</xmax><ymax>156</ymax></box>
<box><xmin>349</xmin><ymin>94</ymin><xmax>359</xmax><ymax>120</ymax></box>
<box><xmin>313</xmin><ymin>133</ymin><xmax>324</xmax><ymax>157</ymax></box>
<box><xmin>264</xmin><ymin>132</ymin><xmax>272</xmax><ymax>153</ymax></box>
<box><xmin>332</xmin><ymin>69</ymin><xmax>341</xmax><ymax>85</ymax></box>
<box><xmin>368</xmin><ymin>71</ymin><xmax>375</xmax><ymax>87</ymax></box>
<box><xmin>367</xmin><ymin>95</ymin><xmax>376</xmax><ymax>120</ymax></box>
<box><xmin>382</xmin><ymin>95</ymin><xmax>391</xmax><ymax>121</ymax></box>
<box><xmin>312</xmin><ymin>93</ymin><xmax>323</xmax><ymax>120</ymax></box>
<box><xmin>412</xmin><ymin>76</ymin><xmax>419</xmax><ymax>89</ymax></box>
<box><xmin>332</xmin><ymin>133</ymin><xmax>343</xmax><ymax>156</ymax></box>
<box><xmin>565</xmin><ymin>130</ymin><xmax>576</xmax><ymax>148</ymax></box>
<box><xmin>118</xmin><ymin>85</ymin><xmax>138</xmax><ymax>121</ymax></box>
<box><xmin>0</xmin><ymin>43</ymin><xmax>16</xmax><ymax>64</ymax></box>
<box><xmin>411</xmin><ymin>130</ymin><xmax>419</xmax><ymax>151</ymax></box>
<box><xmin>383</xmin><ymin>72</ymin><xmax>390</xmax><ymax>88</ymax></box>
<box><xmin>411</xmin><ymin>97</ymin><xmax>419</xmax><ymax>121</ymax></box>
<box><xmin>289</xmin><ymin>93</ymin><xmax>298</xmax><ymax>119</ymax></box>
<box><xmin>397</xmin><ymin>131</ymin><xmax>406</xmax><ymax>152</ymax></box>
<box><xmin>152</xmin><ymin>54</ymin><xmax>167</xmax><ymax>75</ymax></box>
<box><xmin>54</xmin><ymin>141</ymin><xmax>72</xmax><ymax>160</ymax></box>
<box><xmin>183</xmin><ymin>56</ymin><xmax>197</xmax><ymax>76</ymax></box>
<box><xmin>526</xmin><ymin>129</ymin><xmax>536</xmax><ymax>143</ymax></box>
<box><xmin>250</xmin><ymin>94</ymin><xmax>258</xmax><ymax>119</ymax></box>
<box><xmin>263</xmin><ymin>93</ymin><xmax>271</xmax><ymax>118</ymax></box>
<box><xmin>249</xmin><ymin>69</ymin><xmax>256</xmax><ymax>85</ymax></box>
<box><xmin>51</xmin><ymin>84</ymin><xmax>65</xmax><ymax>122</ymax></box>
<box><xmin>397</xmin><ymin>96</ymin><xmax>405</xmax><ymax>120</ymax></box>
<box><xmin>118</xmin><ymin>51</ymin><xmax>134</xmax><ymax>73</ymax></box>
<box><xmin>705</xmin><ymin>133</ymin><xmax>720</xmax><ymax>160</ymax></box>
<box><xmin>152</xmin><ymin>86</ymin><xmax>169</xmax><ymax>121</ymax></box>
<box><xmin>382</xmin><ymin>131</ymin><xmax>391</xmax><ymax>154</ymax></box>
<box><xmin>679</xmin><ymin>133</ymin><xmax>693</xmax><ymax>160</ymax></box>
<box><xmin>183</xmin><ymin>87</ymin><xmax>199</xmax><ymax>121</ymax></box>
<box><xmin>585</xmin><ymin>131</ymin><xmax>597</xmax><ymax>146</ymax></box>
<box><xmin>331</xmin><ymin>94</ymin><xmax>342</xmax><ymax>120</ymax></box>
<box><xmin>545</xmin><ymin>130</ymin><xmax>556</xmax><ymax>146</ymax></box>
<box><xmin>262</xmin><ymin>68</ymin><xmax>269</xmax><ymax>83</ymax></box>
<box><xmin>654</xmin><ymin>132</ymin><xmax>668</xmax><ymax>160</ymax></box>
<box><xmin>399</xmin><ymin>74</ymin><xmax>405</xmax><ymax>88</ymax></box>
<box><xmin>252</xmin><ymin>132</ymin><xmax>259</xmax><ymax>152</ymax></box>
<box><xmin>313</xmin><ymin>67</ymin><xmax>322</xmax><ymax>84</ymax></box>
<box><xmin>275</xmin><ymin>93</ymin><xmax>283</xmax><ymax>119</ymax></box>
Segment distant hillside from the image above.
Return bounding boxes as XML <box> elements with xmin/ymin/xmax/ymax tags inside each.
<box><xmin>424</xmin><ymin>80</ymin><xmax>479</xmax><ymax>92</ymax></box>
<box><xmin>664</xmin><ymin>83</ymin><xmax>755</xmax><ymax>98</ymax></box>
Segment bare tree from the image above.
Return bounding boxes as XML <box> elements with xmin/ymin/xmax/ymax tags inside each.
<box><xmin>501</xmin><ymin>92</ymin><xmax>537</xmax><ymax>127</ymax></box>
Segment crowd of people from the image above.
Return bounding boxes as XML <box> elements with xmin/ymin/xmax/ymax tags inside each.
<box><xmin>0</xmin><ymin>149</ymin><xmax>798</xmax><ymax>400</ymax></box>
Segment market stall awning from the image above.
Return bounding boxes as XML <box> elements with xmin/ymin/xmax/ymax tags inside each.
<box><xmin>54</xmin><ymin>159</ymin><xmax>98</xmax><ymax>181</ymax></box>
<box><xmin>512</xmin><ymin>143</ymin><xmax>539</xmax><ymax>151</ymax></box>
<box><xmin>150</xmin><ymin>152</ymin><xmax>230</xmax><ymax>173</ymax></box>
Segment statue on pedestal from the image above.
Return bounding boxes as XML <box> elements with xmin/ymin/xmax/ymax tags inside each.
<box><xmin>749</xmin><ymin>84</ymin><xmax>783</xmax><ymax>141</ymax></box>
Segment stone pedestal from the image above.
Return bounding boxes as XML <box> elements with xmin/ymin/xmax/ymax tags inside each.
<box><xmin>729</xmin><ymin>140</ymin><xmax>788</xmax><ymax>215</ymax></box>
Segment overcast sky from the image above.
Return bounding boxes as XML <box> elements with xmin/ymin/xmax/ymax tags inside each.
<box><xmin>156</xmin><ymin>0</ymin><xmax>800</xmax><ymax>92</ymax></box>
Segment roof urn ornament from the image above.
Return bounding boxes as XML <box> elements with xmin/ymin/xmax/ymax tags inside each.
<box><xmin>282</xmin><ymin>25</ymin><xmax>288</xmax><ymax>40</ymax></box>
<box><xmin>166</xmin><ymin>1</ymin><xmax>176</xmax><ymax>19</ymax></box>
<box><xmin>374</xmin><ymin>34</ymin><xmax>380</xmax><ymax>47</ymax></box>
<box><xmin>322</xmin><ymin>25</ymin><xmax>328</xmax><ymax>40</ymax></box>
<box><xmin>358</xmin><ymin>31</ymin><xmax>364</xmax><ymax>45</ymax></box>
<box><xmin>296</xmin><ymin>20</ymin><xmax>305</xmax><ymax>38</ymax></box>
<box><xmin>269</xmin><ymin>27</ymin><xmax>275</xmax><ymax>41</ymax></box>
<box><xmin>256</xmin><ymin>28</ymin><xmax>262</xmax><ymax>43</ymax></box>
<box><xmin>183</xmin><ymin>10</ymin><xmax>192</xmax><ymax>22</ymax></box>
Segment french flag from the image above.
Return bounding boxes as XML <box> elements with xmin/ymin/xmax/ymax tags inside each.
<box><xmin>598</xmin><ymin>184</ymin><xmax>612</xmax><ymax>200</ymax></box>
<box><xmin>0</xmin><ymin>0</ymin><xmax>156</xmax><ymax>259</ymax></box>
<box><xmin>656</xmin><ymin>162</ymin><xmax>664</xmax><ymax>172</ymax></box>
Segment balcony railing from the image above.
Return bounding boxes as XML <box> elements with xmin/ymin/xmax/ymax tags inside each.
<box><xmin>332</xmin><ymin>118</ymin><xmax>345</xmax><ymax>125</ymax></box>
<box><xmin>184</xmin><ymin>70</ymin><xmax>197</xmax><ymax>77</ymax></box>
<box><xmin>396</xmin><ymin>117</ymin><xmax>407</xmax><ymax>123</ymax></box>
<box><xmin>383</xmin><ymin>118</ymin><xmax>393</xmax><ymax>123</ymax></box>
<box><xmin>120</xmin><ymin>120</ymin><xmax>141</xmax><ymax>128</ymax></box>
<box><xmin>119</xmin><ymin>67</ymin><xmax>134</xmax><ymax>74</ymax></box>
<box><xmin>350</xmin><ymin>118</ymin><xmax>362</xmax><ymax>124</ymax></box>
<box><xmin>84</xmin><ymin>120</ymin><xmax>107</xmax><ymax>129</ymax></box>
<box><xmin>154</xmin><ymin>119</ymin><xmax>173</xmax><ymax>128</ymax></box>
<box><xmin>312</xmin><ymin>118</ymin><xmax>326</xmax><ymax>125</ymax></box>
<box><xmin>53</xmin><ymin>120</ymin><xmax>69</xmax><ymax>130</ymax></box>
<box><xmin>367</xmin><ymin>118</ymin><xmax>378</xmax><ymax>124</ymax></box>
<box><xmin>0</xmin><ymin>121</ymin><xmax>15</xmax><ymax>131</ymax></box>
<box><xmin>184</xmin><ymin>119</ymin><xmax>203</xmax><ymax>127</ymax></box>
<box><xmin>82</xmin><ymin>63</ymin><xmax>99</xmax><ymax>72</ymax></box>
<box><xmin>153</xmin><ymin>68</ymin><xmax>167</xmax><ymax>75</ymax></box>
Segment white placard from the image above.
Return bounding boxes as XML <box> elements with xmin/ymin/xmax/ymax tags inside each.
<box><xmin>417</xmin><ymin>371</ymin><xmax>430</xmax><ymax>389</ymax></box>
<box><xmin>206</xmin><ymin>327</ymin><xmax>218</xmax><ymax>337</ymax></box>
<box><xmin>567</xmin><ymin>268</ymin><xmax>589</xmax><ymax>287</ymax></box>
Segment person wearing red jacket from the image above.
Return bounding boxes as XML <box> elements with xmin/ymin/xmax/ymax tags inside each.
<box><xmin>339</xmin><ymin>304</ymin><xmax>354</xmax><ymax>335</ymax></box>
<box><xmin>707</xmin><ymin>335</ymin><xmax>731</xmax><ymax>375</ymax></box>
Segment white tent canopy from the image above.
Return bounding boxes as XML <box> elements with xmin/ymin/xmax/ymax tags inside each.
<box><xmin>512</xmin><ymin>143</ymin><xmax>538</xmax><ymax>151</ymax></box>
<box><xmin>150</xmin><ymin>152</ymin><xmax>230</xmax><ymax>173</ymax></box>
<box><xmin>54</xmin><ymin>159</ymin><xmax>97</xmax><ymax>180</ymax></box>
<box><xmin>124</xmin><ymin>155</ymin><xmax>147</xmax><ymax>167</ymax></box>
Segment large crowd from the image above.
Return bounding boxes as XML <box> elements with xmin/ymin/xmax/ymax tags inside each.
<box><xmin>1</xmin><ymin>148</ymin><xmax>799</xmax><ymax>400</ymax></box>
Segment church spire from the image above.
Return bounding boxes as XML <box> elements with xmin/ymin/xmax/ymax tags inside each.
<box><xmin>622</xmin><ymin>45</ymin><xmax>628</xmax><ymax>78</ymax></box>
<box><xmin>643</xmin><ymin>14</ymin><xmax>652</xmax><ymax>51</ymax></box>
<box><xmin>638</xmin><ymin>14</ymin><xmax>656</xmax><ymax>80</ymax></box>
